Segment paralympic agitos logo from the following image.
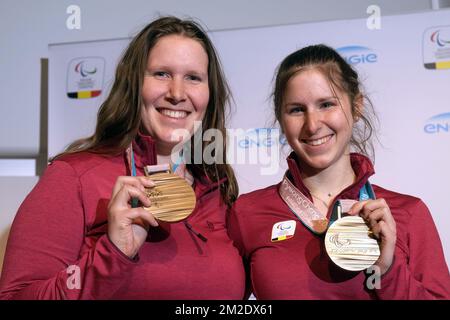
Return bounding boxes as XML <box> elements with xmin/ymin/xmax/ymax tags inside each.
<box><xmin>423</xmin><ymin>26</ymin><xmax>450</xmax><ymax>70</ymax></box>
<box><xmin>67</xmin><ymin>57</ymin><xmax>105</xmax><ymax>99</ymax></box>
<box><xmin>74</xmin><ymin>61</ymin><xmax>97</xmax><ymax>77</ymax></box>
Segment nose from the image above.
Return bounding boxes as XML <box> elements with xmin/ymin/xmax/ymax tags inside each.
<box><xmin>166</xmin><ymin>77</ymin><xmax>186</xmax><ymax>103</ymax></box>
<box><xmin>304</xmin><ymin>110</ymin><xmax>321</xmax><ymax>135</ymax></box>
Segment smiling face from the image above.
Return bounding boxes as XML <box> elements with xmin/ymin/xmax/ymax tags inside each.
<box><xmin>141</xmin><ymin>34</ymin><xmax>210</xmax><ymax>155</ymax></box>
<box><xmin>281</xmin><ymin>68</ymin><xmax>358</xmax><ymax>174</ymax></box>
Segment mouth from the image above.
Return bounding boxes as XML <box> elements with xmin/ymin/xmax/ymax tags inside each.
<box><xmin>156</xmin><ymin>108</ymin><xmax>191</xmax><ymax>119</ymax></box>
<box><xmin>302</xmin><ymin>134</ymin><xmax>333</xmax><ymax>146</ymax></box>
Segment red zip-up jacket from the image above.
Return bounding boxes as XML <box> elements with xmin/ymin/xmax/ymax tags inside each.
<box><xmin>228</xmin><ymin>153</ymin><xmax>450</xmax><ymax>299</ymax></box>
<box><xmin>0</xmin><ymin>133</ymin><xmax>245</xmax><ymax>299</ymax></box>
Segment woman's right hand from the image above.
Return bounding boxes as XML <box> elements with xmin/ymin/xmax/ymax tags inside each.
<box><xmin>107</xmin><ymin>176</ymin><xmax>159</xmax><ymax>258</ymax></box>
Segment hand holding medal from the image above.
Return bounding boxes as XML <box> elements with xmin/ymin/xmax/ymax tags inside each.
<box><xmin>107</xmin><ymin>176</ymin><xmax>160</xmax><ymax>259</ymax></box>
<box><xmin>325</xmin><ymin>199</ymin><xmax>381</xmax><ymax>272</ymax></box>
<box><xmin>347</xmin><ymin>198</ymin><xmax>397</xmax><ymax>275</ymax></box>
<box><xmin>107</xmin><ymin>164</ymin><xmax>197</xmax><ymax>259</ymax></box>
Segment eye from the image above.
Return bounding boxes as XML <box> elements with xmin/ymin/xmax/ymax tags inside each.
<box><xmin>287</xmin><ymin>105</ymin><xmax>305</xmax><ymax>114</ymax></box>
<box><xmin>150</xmin><ymin>71</ymin><xmax>170</xmax><ymax>79</ymax></box>
<box><xmin>321</xmin><ymin>101</ymin><xmax>335</xmax><ymax>109</ymax></box>
<box><xmin>186</xmin><ymin>74</ymin><xmax>203</xmax><ymax>82</ymax></box>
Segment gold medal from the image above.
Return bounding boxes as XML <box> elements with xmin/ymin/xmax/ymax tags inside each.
<box><xmin>325</xmin><ymin>202</ymin><xmax>380</xmax><ymax>271</ymax></box>
<box><xmin>143</xmin><ymin>164</ymin><xmax>196</xmax><ymax>223</ymax></box>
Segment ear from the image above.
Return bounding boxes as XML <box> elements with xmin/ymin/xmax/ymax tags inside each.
<box><xmin>353</xmin><ymin>93</ymin><xmax>364</xmax><ymax>121</ymax></box>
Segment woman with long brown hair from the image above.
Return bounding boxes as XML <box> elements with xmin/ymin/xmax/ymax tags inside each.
<box><xmin>0</xmin><ymin>16</ymin><xmax>245</xmax><ymax>299</ymax></box>
<box><xmin>228</xmin><ymin>44</ymin><xmax>450</xmax><ymax>299</ymax></box>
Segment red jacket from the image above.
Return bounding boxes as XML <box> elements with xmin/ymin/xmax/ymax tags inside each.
<box><xmin>228</xmin><ymin>153</ymin><xmax>450</xmax><ymax>300</ymax></box>
<box><xmin>0</xmin><ymin>134</ymin><xmax>245</xmax><ymax>299</ymax></box>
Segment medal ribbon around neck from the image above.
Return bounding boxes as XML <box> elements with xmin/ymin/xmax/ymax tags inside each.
<box><xmin>278</xmin><ymin>174</ymin><xmax>375</xmax><ymax>235</ymax></box>
<box><xmin>126</xmin><ymin>144</ymin><xmax>191</xmax><ymax>183</ymax></box>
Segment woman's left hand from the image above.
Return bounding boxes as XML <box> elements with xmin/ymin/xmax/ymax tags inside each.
<box><xmin>348</xmin><ymin>198</ymin><xmax>397</xmax><ymax>275</ymax></box>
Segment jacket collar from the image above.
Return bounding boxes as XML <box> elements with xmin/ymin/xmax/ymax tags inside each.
<box><xmin>131</xmin><ymin>131</ymin><xmax>157</xmax><ymax>169</ymax></box>
<box><xmin>285</xmin><ymin>151</ymin><xmax>375</xmax><ymax>201</ymax></box>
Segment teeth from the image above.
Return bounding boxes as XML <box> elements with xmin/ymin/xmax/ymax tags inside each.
<box><xmin>305</xmin><ymin>135</ymin><xmax>332</xmax><ymax>146</ymax></box>
<box><xmin>159</xmin><ymin>109</ymin><xmax>188</xmax><ymax>119</ymax></box>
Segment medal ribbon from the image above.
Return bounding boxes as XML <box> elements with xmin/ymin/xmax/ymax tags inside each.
<box><xmin>125</xmin><ymin>144</ymin><xmax>192</xmax><ymax>184</ymax></box>
<box><xmin>279</xmin><ymin>174</ymin><xmax>375</xmax><ymax>235</ymax></box>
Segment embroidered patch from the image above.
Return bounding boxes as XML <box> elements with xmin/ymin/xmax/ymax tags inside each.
<box><xmin>271</xmin><ymin>220</ymin><xmax>296</xmax><ymax>242</ymax></box>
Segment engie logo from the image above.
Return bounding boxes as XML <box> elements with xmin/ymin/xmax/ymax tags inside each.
<box><xmin>423</xmin><ymin>26</ymin><xmax>450</xmax><ymax>70</ymax></box>
<box><xmin>237</xmin><ymin>128</ymin><xmax>287</xmax><ymax>149</ymax></box>
<box><xmin>336</xmin><ymin>46</ymin><xmax>378</xmax><ymax>65</ymax></box>
<box><xmin>67</xmin><ymin>57</ymin><xmax>105</xmax><ymax>99</ymax></box>
<box><xmin>423</xmin><ymin>113</ymin><xmax>450</xmax><ymax>134</ymax></box>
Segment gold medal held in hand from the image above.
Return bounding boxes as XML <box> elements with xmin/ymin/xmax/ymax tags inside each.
<box><xmin>143</xmin><ymin>164</ymin><xmax>196</xmax><ymax>223</ymax></box>
<box><xmin>325</xmin><ymin>200</ymin><xmax>380</xmax><ymax>271</ymax></box>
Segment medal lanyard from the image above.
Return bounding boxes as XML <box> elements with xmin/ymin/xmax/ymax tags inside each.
<box><xmin>130</xmin><ymin>145</ymin><xmax>137</xmax><ymax>178</ymax></box>
<box><xmin>358</xmin><ymin>180</ymin><xmax>375</xmax><ymax>201</ymax></box>
<box><xmin>330</xmin><ymin>181</ymin><xmax>376</xmax><ymax>224</ymax></box>
<box><xmin>126</xmin><ymin>144</ymin><xmax>185</xmax><ymax>200</ymax></box>
<box><xmin>279</xmin><ymin>175</ymin><xmax>376</xmax><ymax>235</ymax></box>
<box><xmin>128</xmin><ymin>145</ymin><xmax>138</xmax><ymax>208</ymax></box>
<box><xmin>171</xmin><ymin>148</ymin><xmax>183</xmax><ymax>173</ymax></box>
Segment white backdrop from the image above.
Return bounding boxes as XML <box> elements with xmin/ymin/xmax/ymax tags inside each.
<box><xmin>49</xmin><ymin>10</ymin><xmax>450</xmax><ymax>265</ymax></box>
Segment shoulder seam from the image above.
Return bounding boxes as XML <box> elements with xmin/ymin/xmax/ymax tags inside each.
<box><xmin>54</xmin><ymin>155</ymin><xmax>112</xmax><ymax>179</ymax></box>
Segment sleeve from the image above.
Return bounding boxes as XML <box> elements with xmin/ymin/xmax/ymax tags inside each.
<box><xmin>375</xmin><ymin>199</ymin><xmax>450</xmax><ymax>300</ymax></box>
<box><xmin>227</xmin><ymin>203</ymin><xmax>252</xmax><ymax>300</ymax></box>
<box><xmin>0</xmin><ymin>161</ymin><xmax>138</xmax><ymax>300</ymax></box>
<box><xmin>227</xmin><ymin>205</ymin><xmax>247</xmax><ymax>258</ymax></box>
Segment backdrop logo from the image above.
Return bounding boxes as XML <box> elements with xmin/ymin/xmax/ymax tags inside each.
<box><xmin>336</xmin><ymin>46</ymin><xmax>378</xmax><ymax>65</ymax></box>
<box><xmin>75</xmin><ymin>61</ymin><xmax>97</xmax><ymax>77</ymax></box>
<box><xmin>431</xmin><ymin>30</ymin><xmax>450</xmax><ymax>47</ymax></box>
<box><xmin>237</xmin><ymin>128</ymin><xmax>287</xmax><ymax>149</ymax></box>
<box><xmin>67</xmin><ymin>57</ymin><xmax>105</xmax><ymax>99</ymax></box>
<box><xmin>423</xmin><ymin>113</ymin><xmax>450</xmax><ymax>134</ymax></box>
<box><xmin>423</xmin><ymin>26</ymin><xmax>450</xmax><ymax>70</ymax></box>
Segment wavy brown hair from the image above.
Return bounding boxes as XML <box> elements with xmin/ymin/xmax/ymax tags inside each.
<box><xmin>273</xmin><ymin>44</ymin><xmax>378</xmax><ymax>160</ymax></box>
<box><xmin>55</xmin><ymin>16</ymin><xmax>238</xmax><ymax>205</ymax></box>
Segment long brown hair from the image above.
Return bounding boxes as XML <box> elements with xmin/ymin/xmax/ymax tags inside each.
<box><xmin>55</xmin><ymin>16</ymin><xmax>238</xmax><ymax>205</ymax></box>
<box><xmin>273</xmin><ymin>44</ymin><xmax>378</xmax><ymax>160</ymax></box>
